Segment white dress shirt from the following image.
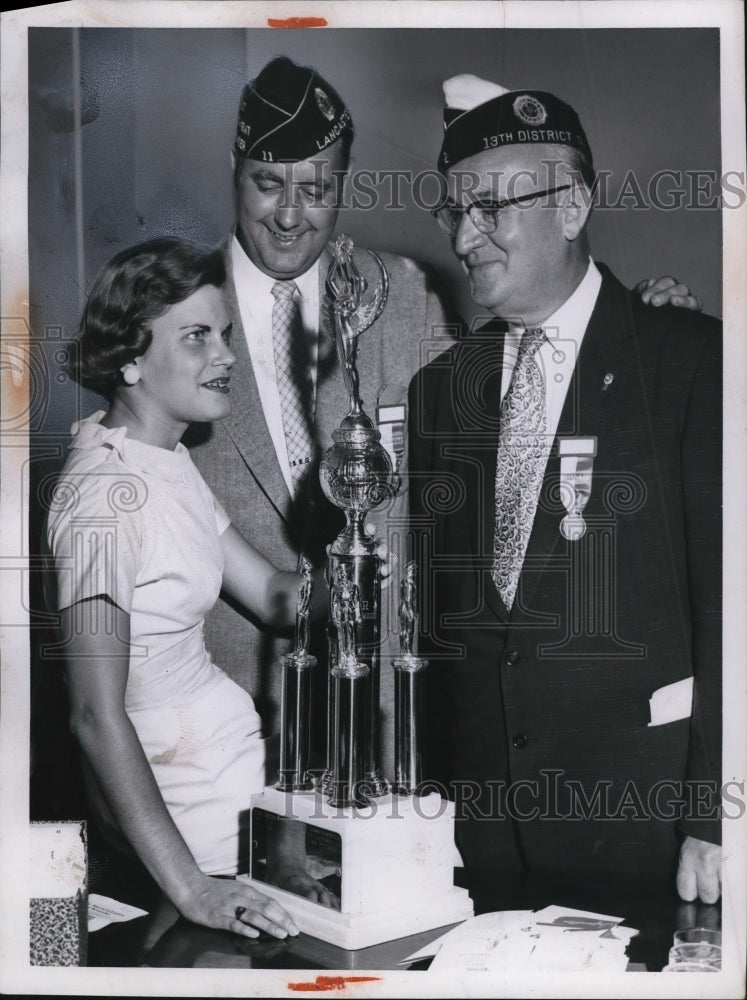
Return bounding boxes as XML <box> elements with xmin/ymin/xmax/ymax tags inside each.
<box><xmin>231</xmin><ymin>235</ymin><xmax>320</xmax><ymax>494</ymax></box>
<box><xmin>500</xmin><ymin>258</ymin><xmax>603</xmax><ymax>441</ymax></box>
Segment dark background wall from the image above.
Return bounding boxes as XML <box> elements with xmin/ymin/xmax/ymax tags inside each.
<box><xmin>29</xmin><ymin>26</ymin><xmax>721</xmax><ymax>442</ymax></box>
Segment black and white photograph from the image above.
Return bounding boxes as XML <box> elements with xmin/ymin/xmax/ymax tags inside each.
<box><xmin>1</xmin><ymin>1</ymin><xmax>745</xmax><ymax>996</ymax></box>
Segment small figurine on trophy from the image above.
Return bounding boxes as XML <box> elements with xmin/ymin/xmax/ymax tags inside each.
<box><xmin>276</xmin><ymin>557</ymin><xmax>316</xmax><ymax>793</ymax></box>
<box><xmin>331</xmin><ymin>564</ymin><xmax>362</xmax><ymax>668</ymax></box>
<box><xmin>325</xmin><ymin>233</ymin><xmax>389</xmax><ymax>420</ymax></box>
<box><xmin>295</xmin><ymin>556</ymin><xmax>314</xmax><ymax>655</ymax></box>
<box><xmin>392</xmin><ymin>562</ymin><xmax>429</xmax><ymax>796</ymax></box>
<box><xmin>399</xmin><ymin>560</ymin><xmax>418</xmax><ymax>657</ymax></box>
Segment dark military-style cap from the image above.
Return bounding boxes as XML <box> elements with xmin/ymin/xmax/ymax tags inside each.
<box><xmin>234</xmin><ymin>55</ymin><xmax>353</xmax><ymax>163</ymax></box>
<box><xmin>437</xmin><ymin>74</ymin><xmax>593</xmax><ymax>173</ymax></box>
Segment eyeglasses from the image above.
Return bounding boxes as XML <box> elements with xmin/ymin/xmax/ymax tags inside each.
<box><xmin>432</xmin><ymin>184</ymin><xmax>572</xmax><ymax>237</ymax></box>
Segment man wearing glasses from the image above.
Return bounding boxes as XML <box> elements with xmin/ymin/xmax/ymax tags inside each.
<box><xmin>409</xmin><ymin>77</ymin><xmax>722</xmax><ymax>901</ymax></box>
<box><xmin>190</xmin><ymin>56</ymin><xmax>703</xmax><ymax>778</ymax></box>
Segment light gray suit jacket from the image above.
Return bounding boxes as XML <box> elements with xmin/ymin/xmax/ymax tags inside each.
<box><xmin>187</xmin><ymin>237</ymin><xmax>453</xmax><ymax>772</ymax></box>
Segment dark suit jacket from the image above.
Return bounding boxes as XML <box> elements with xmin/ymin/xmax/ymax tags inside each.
<box><xmin>408</xmin><ymin>265</ymin><xmax>722</xmax><ymax>879</ymax></box>
<box><xmin>187</xmin><ymin>236</ymin><xmax>454</xmax><ymax>763</ymax></box>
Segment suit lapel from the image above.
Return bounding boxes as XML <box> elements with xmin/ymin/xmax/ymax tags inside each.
<box><xmin>219</xmin><ymin>239</ymin><xmax>291</xmax><ymax>521</ymax></box>
<box><xmin>514</xmin><ymin>268</ymin><xmax>636</xmax><ymax>615</ymax></box>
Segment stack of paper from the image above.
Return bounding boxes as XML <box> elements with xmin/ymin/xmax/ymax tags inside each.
<box><xmin>401</xmin><ymin>905</ymin><xmax>638</xmax><ymax>973</ymax></box>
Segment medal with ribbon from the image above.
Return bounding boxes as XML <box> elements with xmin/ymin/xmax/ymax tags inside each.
<box><xmin>557</xmin><ymin>437</ymin><xmax>597</xmax><ymax>540</ymax></box>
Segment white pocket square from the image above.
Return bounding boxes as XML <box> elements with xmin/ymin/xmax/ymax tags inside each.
<box><xmin>648</xmin><ymin>676</ymin><xmax>693</xmax><ymax>727</ymax></box>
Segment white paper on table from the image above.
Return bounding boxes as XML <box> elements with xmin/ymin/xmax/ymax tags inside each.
<box><xmin>524</xmin><ymin>929</ymin><xmax>635</xmax><ymax>973</ymax></box>
<box><xmin>88</xmin><ymin>893</ymin><xmax>148</xmax><ymax>932</ymax></box>
<box><xmin>429</xmin><ymin>911</ymin><xmax>537</xmax><ymax>972</ymax></box>
<box><xmin>400</xmin><ymin>905</ymin><xmax>638</xmax><ymax>974</ymax></box>
<box><xmin>516</xmin><ymin>906</ymin><xmax>637</xmax><ymax>973</ymax></box>
<box><xmin>531</xmin><ymin>904</ymin><xmax>624</xmax><ymax>928</ymax></box>
<box><xmin>399</xmin><ymin>911</ymin><xmax>534</xmax><ymax>966</ymax></box>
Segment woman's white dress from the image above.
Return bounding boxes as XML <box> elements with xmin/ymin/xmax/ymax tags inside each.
<box><xmin>47</xmin><ymin>411</ymin><xmax>265</xmax><ymax>875</ymax></box>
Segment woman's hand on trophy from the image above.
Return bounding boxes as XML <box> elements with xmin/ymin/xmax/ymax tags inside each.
<box><xmin>366</xmin><ymin>521</ymin><xmax>398</xmax><ymax>590</ymax></box>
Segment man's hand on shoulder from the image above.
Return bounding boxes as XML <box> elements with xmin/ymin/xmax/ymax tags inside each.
<box><xmin>676</xmin><ymin>835</ymin><xmax>721</xmax><ymax>904</ymax></box>
<box><xmin>635</xmin><ymin>276</ymin><xmax>703</xmax><ymax>311</ymax></box>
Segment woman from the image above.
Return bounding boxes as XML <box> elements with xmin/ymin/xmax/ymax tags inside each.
<box><xmin>46</xmin><ymin>238</ymin><xmax>327</xmax><ymax>940</ymax></box>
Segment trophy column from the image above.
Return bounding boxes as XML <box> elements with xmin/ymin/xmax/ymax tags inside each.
<box><xmin>319</xmin><ymin>234</ymin><xmax>392</xmax><ymax>797</ymax></box>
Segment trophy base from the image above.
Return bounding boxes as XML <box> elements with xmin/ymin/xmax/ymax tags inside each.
<box><xmin>242</xmin><ymin>786</ymin><xmax>473</xmax><ymax>950</ymax></box>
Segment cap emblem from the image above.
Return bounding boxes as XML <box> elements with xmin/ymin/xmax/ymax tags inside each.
<box><xmin>315</xmin><ymin>87</ymin><xmax>336</xmax><ymax>121</ymax></box>
<box><xmin>512</xmin><ymin>94</ymin><xmax>547</xmax><ymax>126</ymax></box>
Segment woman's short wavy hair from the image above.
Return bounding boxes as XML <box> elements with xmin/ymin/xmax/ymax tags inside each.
<box><xmin>75</xmin><ymin>237</ymin><xmax>226</xmax><ymax>399</ymax></box>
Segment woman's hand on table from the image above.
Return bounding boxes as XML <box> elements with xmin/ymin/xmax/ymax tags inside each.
<box><xmin>178</xmin><ymin>874</ymin><xmax>300</xmax><ymax>940</ymax></box>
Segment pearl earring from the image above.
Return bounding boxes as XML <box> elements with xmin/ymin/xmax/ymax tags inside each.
<box><xmin>122</xmin><ymin>367</ymin><xmax>140</xmax><ymax>386</ymax></box>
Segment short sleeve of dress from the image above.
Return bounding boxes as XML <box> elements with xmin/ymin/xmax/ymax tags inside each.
<box><xmin>187</xmin><ymin>456</ymin><xmax>231</xmax><ymax>535</ymax></box>
<box><xmin>211</xmin><ymin>492</ymin><xmax>231</xmax><ymax>535</ymax></box>
<box><xmin>46</xmin><ymin>465</ymin><xmax>144</xmax><ymax>614</ymax></box>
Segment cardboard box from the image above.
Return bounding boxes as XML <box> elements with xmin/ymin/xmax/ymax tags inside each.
<box><xmin>29</xmin><ymin>821</ymin><xmax>88</xmax><ymax>966</ymax></box>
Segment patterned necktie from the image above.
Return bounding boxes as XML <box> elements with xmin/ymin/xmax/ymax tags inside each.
<box><xmin>271</xmin><ymin>281</ymin><xmax>315</xmax><ymax>495</ymax></box>
<box><xmin>492</xmin><ymin>327</ymin><xmax>549</xmax><ymax>611</ymax></box>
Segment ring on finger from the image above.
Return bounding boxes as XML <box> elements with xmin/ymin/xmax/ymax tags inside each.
<box><xmin>235</xmin><ymin>905</ymin><xmax>247</xmax><ymax>921</ymax></box>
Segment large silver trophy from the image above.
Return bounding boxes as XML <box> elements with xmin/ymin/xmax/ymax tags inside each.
<box><xmin>319</xmin><ymin>234</ymin><xmax>392</xmax><ymax>801</ymax></box>
<box><xmin>240</xmin><ymin>236</ymin><xmax>472</xmax><ymax>949</ymax></box>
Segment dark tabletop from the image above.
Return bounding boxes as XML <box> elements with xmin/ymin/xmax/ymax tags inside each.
<box><xmin>86</xmin><ymin>861</ymin><xmax>721</xmax><ymax>971</ymax></box>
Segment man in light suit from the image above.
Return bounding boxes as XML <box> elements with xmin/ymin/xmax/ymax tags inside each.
<box><xmin>187</xmin><ymin>58</ymin><xmax>453</xmax><ymax>762</ymax></box>
<box><xmin>409</xmin><ymin>76</ymin><xmax>721</xmax><ymax>901</ymax></box>
<box><xmin>188</xmin><ymin>56</ymin><xmax>703</xmax><ymax>777</ymax></box>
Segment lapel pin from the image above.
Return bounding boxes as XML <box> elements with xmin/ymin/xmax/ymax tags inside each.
<box><xmin>602</xmin><ymin>373</ymin><xmax>614</xmax><ymax>391</ymax></box>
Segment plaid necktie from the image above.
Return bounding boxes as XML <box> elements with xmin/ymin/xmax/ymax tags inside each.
<box><xmin>271</xmin><ymin>281</ymin><xmax>315</xmax><ymax>495</ymax></box>
<box><xmin>491</xmin><ymin>327</ymin><xmax>549</xmax><ymax>611</ymax></box>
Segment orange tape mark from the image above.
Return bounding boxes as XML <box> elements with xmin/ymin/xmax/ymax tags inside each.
<box><xmin>287</xmin><ymin>975</ymin><xmax>381</xmax><ymax>991</ymax></box>
<box><xmin>267</xmin><ymin>17</ymin><xmax>328</xmax><ymax>28</ymax></box>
